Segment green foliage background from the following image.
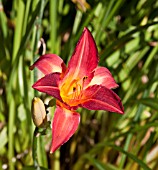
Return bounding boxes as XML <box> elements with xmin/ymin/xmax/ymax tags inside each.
<box><xmin>0</xmin><ymin>0</ymin><xmax>158</xmax><ymax>169</ymax></box>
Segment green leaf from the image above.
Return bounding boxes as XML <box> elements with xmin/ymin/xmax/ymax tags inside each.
<box><xmin>83</xmin><ymin>154</ymin><xmax>107</xmax><ymax>170</ymax></box>
<box><xmin>0</xmin><ymin>127</ymin><xmax>8</xmax><ymax>152</ymax></box>
<box><xmin>137</xmin><ymin>98</ymin><xmax>158</xmax><ymax>110</ymax></box>
<box><xmin>83</xmin><ymin>154</ymin><xmax>121</xmax><ymax>170</ymax></box>
<box><xmin>108</xmin><ymin>144</ymin><xmax>151</xmax><ymax>170</ymax></box>
<box><xmin>23</xmin><ymin>166</ymin><xmax>49</xmax><ymax>170</ymax></box>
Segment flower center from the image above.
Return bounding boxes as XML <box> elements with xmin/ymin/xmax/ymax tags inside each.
<box><xmin>60</xmin><ymin>76</ymin><xmax>87</xmax><ymax>106</ymax></box>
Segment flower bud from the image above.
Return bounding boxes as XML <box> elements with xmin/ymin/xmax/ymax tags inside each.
<box><xmin>31</xmin><ymin>97</ymin><xmax>47</xmax><ymax>127</ymax></box>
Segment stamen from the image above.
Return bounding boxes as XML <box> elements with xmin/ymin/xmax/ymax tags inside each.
<box><xmin>61</xmin><ymin>76</ymin><xmax>88</xmax><ymax>106</ymax></box>
<box><xmin>83</xmin><ymin>76</ymin><xmax>88</xmax><ymax>81</ymax></box>
<box><xmin>76</xmin><ymin>84</ymin><xmax>82</xmax><ymax>99</ymax></box>
<box><xmin>73</xmin><ymin>87</ymin><xmax>76</xmax><ymax>92</ymax></box>
<box><xmin>79</xmin><ymin>76</ymin><xmax>88</xmax><ymax>98</ymax></box>
<box><xmin>64</xmin><ymin>79</ymin><xmax>78</xmax><ymax>94</ymax></box>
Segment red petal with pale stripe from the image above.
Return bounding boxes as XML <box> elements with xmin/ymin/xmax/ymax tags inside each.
<box><xmin>50</xmin><ymin>105</ymin><xmax>80</xmax><ymax>153</ymax></box>
<box><xmin>63</xmin><ymin>28</ymin><xmax>99</xmax><ymax>81</ymax></box>
<box><xmin>32</xmin><ymin>73</ymin><xmax>62</xmax><ymax>101</ymax></box>
<box><xmin>88</xmin><ymin>67</ymin><xmax>119</xmax><ymax>89</ymax></box>
<box><xmin>30</xmin><ymin>54</ymin><xmax>66</xmax><ymax>75</ymax></box>
<box><xmin>81</xmin><ymin>85</ymin><xmax>124</xmax><ymax>114</ymax></box>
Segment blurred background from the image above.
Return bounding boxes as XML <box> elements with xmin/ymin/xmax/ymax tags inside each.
<box><xmin>0</xmin><ymin>0</ymin><xmax>158</xmax><ymax>169</ymax></box>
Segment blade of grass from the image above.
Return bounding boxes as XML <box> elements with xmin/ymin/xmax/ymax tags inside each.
<box><xmin>136</xmin><ymin>98</ymin><xmax>158</xmax><ymax>110</ymax></box>
<box><xmin>125</xmin><ymin>46</ymin><xmax>149</xmax><ymax>72</ymax></box>
<box><xmin>108</xmin><ymin>144</ymin><xmax>151</xmax><ymax>170</ymax></box>
<box><xmin>100</xmin><ymin>22</ymin><xmax>158</xmax><ymax>63</ymax></box>
<box><xmin>8</xmin><ymin>0</ymin><xmax>43</xmax><ymax>88</ymax></box>
<box><xmin>0</xmin><ymin>0</ymin><xmax>8</xmax><ymax>39</ymax></box>
<box><xmin>12</xmin><ymin>0</ymin><xmax>25</xmax><ymax>63</ymax></box>
<box><xmin>50</xmin><ymin>0</ymin><xmax>57</xmax><ymax>53</ymax></box>
<box><xmin>72</xmin><ymin>10</ymin><xmax>82</xmax><ymax>35</ymax></box>
<box><xmin>143</xmin><ymin>44</ymin><xmax>158</xmax><ymax>71</ymax></box>
<box><xmin>83</xmin><ymin>154</ymin><xmax>121</xmax><ymax>170</ymax></box>
<box><xmin>95</xmin><ymin>0</ymin><xmax>124</xmax><ymax>44</ymax></box>
<box><xmin>119</xmin><ymin>90</ymin><xmax>149</xmax><ymax>169</ymax></box>
<box><xmin>22</xmin><ymin>0</ymin><xmax>31</xmax><ymax>35</ymax></box>
<box><xmin>8</xmin><ymin>97</ymin><xmax>16</xmax><ymax>170</ymax></box>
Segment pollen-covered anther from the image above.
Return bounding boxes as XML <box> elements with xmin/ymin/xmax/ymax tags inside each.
<box><xmin>72</xmin><ymin>83</ymin><xmax>82</xmax><ymax>100</ymax></box>
<box><xmin>83</xmin><ymin>76</ymin><xmax>88</xmax><ymax>80</ymax></box>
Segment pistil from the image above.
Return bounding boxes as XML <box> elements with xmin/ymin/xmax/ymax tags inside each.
<box><xmin>60</xmin><ymin>76</ymin><xmax>88</xmax><ymax>106</ymax></box>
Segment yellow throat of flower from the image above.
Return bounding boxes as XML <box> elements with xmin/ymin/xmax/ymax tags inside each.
<box><xmin>60</xmin><ymin>76</ymin><xmax>87</xmax><ymax>106</ymax></box>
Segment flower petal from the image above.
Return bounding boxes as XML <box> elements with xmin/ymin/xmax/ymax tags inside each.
<box><xmin>65</xmin><ymin>27</ymin><xmax>99</xmax><ymax>80</ymax></box>
<box><xmin>32</xmin><ymin>73</ymin><xmax>62</xmax><ymax>101</ymax></box>
<box><xmin>30</xmin><ymin>54</ymin><xmax>66</xmax><ymax>75</ymax></box>
<box><xmin>50</xmin><ymin>105</ymin><xmax>80</xmax><ymax>153</ymax></box>
<box><xmin>81</xmin><ymin>85</ymin><xmax>124</xmax><ymax>114</ymax></box>
<box><xmin>88</xmin><ymin>67</ymin><xmax>119</xmax><ymax>89</ymax></box>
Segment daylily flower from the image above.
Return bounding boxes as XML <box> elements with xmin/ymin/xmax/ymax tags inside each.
<box><xmin>30</xmin><ymin>28</ymin><xmax>124</xmax><ymax>153</ymax></box>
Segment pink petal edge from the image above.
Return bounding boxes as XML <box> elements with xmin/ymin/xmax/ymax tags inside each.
<box><xmin>88</xmin><ymin>67</ymin><xmax>119</xmax><ymax>89</ymax></box>
<box><xmin>63</xmin><ymin>27</ymin><xmax>99</xmax><ymax>82</ymax></box>
<box><xmin>32</xmin><ymin>73</ymin><xmax>62</xmax><ymax>101</ymax></box>
<box><xmin>30</xmin><ymin>54</ymin><xmax>66</xmax><ymax>75</ymax></box>
<box><xmin>50</xmin><ymin>105</ymin><xmax>80</xmax><ymax>153</ymax></box>
<box><xmin>81</xmin><ymin>85</ymin><xmax>124</xmax><ymax>114</ymax></box>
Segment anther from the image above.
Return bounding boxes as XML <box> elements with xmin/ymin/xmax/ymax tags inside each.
<box><xmin>73</xmin><ymin>87</ymin><xmax>76</xmax><ymax>92</ymax></box>
<box><xmin>83</xmin><ymin>76</ymin><xmax>88</xmax><ymax>81</ymax></box>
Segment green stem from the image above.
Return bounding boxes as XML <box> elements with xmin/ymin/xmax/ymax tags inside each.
<box><xmin>32</xmin><ymin>127</ymin><xmax>40</xmax><ymax>170</ymax></box>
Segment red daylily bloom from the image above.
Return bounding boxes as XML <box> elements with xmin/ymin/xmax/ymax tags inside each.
<box><xmin>30</xmin><ymin>28</ymin><xmax>124</xmax><ymax>153</ymax></box>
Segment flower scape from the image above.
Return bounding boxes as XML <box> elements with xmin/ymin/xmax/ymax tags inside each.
<box><xmin>30</xmin><ymin>28</ymin><xmax>124</xmax><ymax>153</ymax></box>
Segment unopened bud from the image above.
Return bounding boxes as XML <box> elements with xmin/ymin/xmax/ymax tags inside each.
<box><xmin>31</xmin><ymin>97</ymin><xmax>47</xmax><ymax>128</ymax></box>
